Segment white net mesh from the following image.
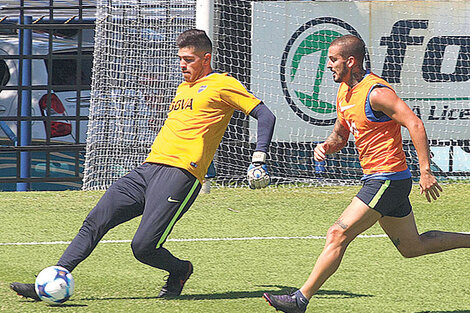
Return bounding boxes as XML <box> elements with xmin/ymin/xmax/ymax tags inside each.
<box><xmin>83</xmin><ymin>0</ymin><xmax>195</xmax><ymax>190</ymax></box>
<box><xmin>84</xmin><ymin>0</ymin><xmax>470</xmax><ymax>190</ymax></box>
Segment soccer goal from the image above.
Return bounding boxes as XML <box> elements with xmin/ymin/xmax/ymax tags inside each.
<box><xmin>83</xmin><ymin>0</ymin><xmax>470</xmax><ymax>190</ymax></box>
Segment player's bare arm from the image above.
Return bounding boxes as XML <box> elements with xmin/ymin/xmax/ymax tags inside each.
<box><xmin>314</xmin><ymin>119</ymin><xmax>350</xmax><ymax>162</ymax></box>
<box><xmin>369</xmin><ymin>87</ymin><xmax>442</xmax><ymax>202</ymax></box>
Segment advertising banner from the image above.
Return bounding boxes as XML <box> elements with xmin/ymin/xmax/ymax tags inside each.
<box><xmin>251</xmin><ymin>1</ymin><xmax>470</xmax><ymax>144</ymax></box>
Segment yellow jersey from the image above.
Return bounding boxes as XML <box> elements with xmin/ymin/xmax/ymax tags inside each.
<box><xmin>336</xmin><ymin>72</ymin><xmax>408</xmax><ymax>175</ymax></box>
<box><xmin>145</xmin><ymin>72</ymin><xmax>261</xmax><ymax>183</ymax></box>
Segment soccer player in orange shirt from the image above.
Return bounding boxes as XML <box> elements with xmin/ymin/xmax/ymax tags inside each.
<box><xmin>264</xmin><ymin>35</ymin><xmax>470</xmax><ymax>313</ymax></box>
<box><xmin>11</xmin><ymin>29</ymin><xmax>275</xmax><ymax>301</ymax></box>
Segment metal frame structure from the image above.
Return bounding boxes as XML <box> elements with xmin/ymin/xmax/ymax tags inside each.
<box><xmin>0</xmin><ymin>0</ymin><xmax>95</xmax><ymax>190</ymax></box>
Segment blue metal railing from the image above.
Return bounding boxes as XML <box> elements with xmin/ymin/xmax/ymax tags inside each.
<box><xmin>17</xmin><ymin>15</ymin><xmax>32</xmax><ymax>191</ymax></box>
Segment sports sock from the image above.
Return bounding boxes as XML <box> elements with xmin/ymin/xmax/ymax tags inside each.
<box><xmin>295</xmin><ymin>289</ymin><xmax>309</xmax><ymax>309</ymax></box>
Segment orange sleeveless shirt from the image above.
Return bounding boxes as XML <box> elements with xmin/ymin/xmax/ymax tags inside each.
<box><xmin>336</xmin><ymin>72</ymin><xmax>408</xmax><ymax>175</ymax></box>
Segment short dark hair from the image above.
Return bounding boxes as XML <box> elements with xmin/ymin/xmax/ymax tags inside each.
<box><xmin>176</xmin><ymin>29</ymin><xmax>212</xmax><ymax>53</ymax></box>
<box><xmin>330</xmin><ymin>35</ymin><xmax>366</xmax><ymax>64</ymax></box>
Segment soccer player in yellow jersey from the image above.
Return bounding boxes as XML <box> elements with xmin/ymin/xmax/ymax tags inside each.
<box><xmin>11</xmin><ymin>29</ymin><xmax>275</xmax><ymax>300</ymax></box>
<box><xmin>264</xmin><ymin>35</ymin><xmax>470</xmax><ymax>313</ymax></box>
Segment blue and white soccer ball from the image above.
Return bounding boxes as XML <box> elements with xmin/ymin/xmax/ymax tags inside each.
<box><xmin>35</xmin><ymin>266</ymin><xmax>75</xmax><ymax>305</ymax></box>
<box><xmin>247</xmin><ymin>163</ymin><xmax>270</xmax><ymax>189</ymax></box>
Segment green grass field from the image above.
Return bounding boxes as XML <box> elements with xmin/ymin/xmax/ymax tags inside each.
<box><xmin>1</xmin><ymin>183</ymin><xmax>469</xmax><ymax>313</ymax></box>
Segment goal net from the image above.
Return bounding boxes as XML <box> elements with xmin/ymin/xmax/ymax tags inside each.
<box><xmin>83</xmin><ymin>0</ymin><xmax>195</xmax><ymax>190</ymax></box>
<box><xmin>83</xmin><ymin>0</ymin><xmax>470</xmax><ymax>190</ymax></box>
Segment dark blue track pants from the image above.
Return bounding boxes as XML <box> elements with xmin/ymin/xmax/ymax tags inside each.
<box><xmin>57</xmin><ymin>163</ymin><xmax>201</xmax><ymax>274</ymax></box>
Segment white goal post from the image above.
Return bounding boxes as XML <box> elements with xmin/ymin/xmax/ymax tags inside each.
<box><xmin>83</xmin><ymin>0</ymin><xmax>470</xmax><ymax>190</ymax></box>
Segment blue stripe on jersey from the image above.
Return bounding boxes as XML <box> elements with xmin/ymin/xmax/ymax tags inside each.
<box><xmin>361</xmin><ymin>168</ymin><xmax>411</xmax><ymax>181</ymax></box>
<box><xmin>365</xmin><ymin>84</ymin><xmax>392</xmax><ymax>122</ymax></box>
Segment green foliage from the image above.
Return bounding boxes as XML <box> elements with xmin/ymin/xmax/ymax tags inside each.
<box><xmin>1</xmin><ymin>184</ymin><xmax>469</xmax><ymax>312</ymax></box>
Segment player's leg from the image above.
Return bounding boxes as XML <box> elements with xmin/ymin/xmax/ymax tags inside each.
<box><xmin>130</xmin><ymin>165</ymin><xmax>201</xmax><ymax>297</ymax></box>
<box><xmin>370</xmin><ymin>177</ymin><xmax>470</xmax><ymax>257</ymax></box>
<box><xmin>299</xmin><ymin>197</ymin><xmax>381</xmax><ymax>298</ymax></box>
<box><xmin>10</xmin><ymin>164</ymin><xmax>149</xmax><ymax>300</ymax></box>
<box><xmin>56</xmin><ymin>164</ymin><xmax>150</xmax><ymax>272</ymax></box>
<box><xmin>379</xmin><ymin>211</ymin><xmax>470</xmax><ymax>258</ymax></box>
<box><xmin>264</xmin><ymin>178</ymin><xmax>405</xmax><ymax>312</ymax></box>
<box><xmin>264</xmin><ymin>197</ymin><xmax>381</xmax><ymax>312</ymax></box>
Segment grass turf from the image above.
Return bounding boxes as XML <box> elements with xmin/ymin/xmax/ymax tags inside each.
<box><xmin>1</xmin><ymin>183</ymin><xmax>469</xmax><ymax>312</ymax></box>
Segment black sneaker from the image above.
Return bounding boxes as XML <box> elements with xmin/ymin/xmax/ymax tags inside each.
<box><xmin>263</xmin><ymin>292</ymin><xmax>306</xmax><ymax>313</ymax></box>
<box><xmin>157</xmin><ymin>261</ymin><xmax>193</xmax><ymax>298</ymax></box>
<box><xmin>10</xmin><ymin>282</ymin><xmax>41</xmax><ymax>301</ymax></box>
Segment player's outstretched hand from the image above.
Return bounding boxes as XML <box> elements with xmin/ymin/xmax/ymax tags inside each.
<box><xmin>419</xmin><ymin>170</ymin><xmax>443</xmax><ymax>202</ymax></box>
<box><xmin>247</xmin><ymin>151</ymin><xmax>270</xmax><ymax>189</ymax></box>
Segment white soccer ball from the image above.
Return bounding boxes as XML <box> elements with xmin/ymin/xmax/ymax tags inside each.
<box><xmin>35</xmin><ymin>266</ymin><xmax>75</xmax><ymax>305</ymax></box>
<box><xmin>247</xmin><ymin>165</ymin><xmax>270</xmax><ymax>189</ymax></box>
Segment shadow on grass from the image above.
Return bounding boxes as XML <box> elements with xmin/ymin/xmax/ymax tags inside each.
<box><xmin>17</xmin><ymin>299</ymin><xmax>87</xmax><ymax>307</ymax></box>
<box><xmin>258</xmin><ymin>285</ymin><xmax>373</xmax><ymax>300</ymax></box>
<box><xmin>50</xmin><ymin>303</ymin><xmax>88</xmax><ymax>307</ymax></box>
<box><xmin>416</xmin><ymin>311</ymin><xmax>470</xmax><ymax>313</ymax></box>
<box><xmin>80</xmin><ymin>284</ymin><xmax>372</xmax><ymax>301</ymax></box>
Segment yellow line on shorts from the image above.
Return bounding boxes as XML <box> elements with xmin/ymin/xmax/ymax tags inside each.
<box><xmin>369</xmin><ymin>180</ymin><xmax>390</xmax><ymax>208</ymax></box>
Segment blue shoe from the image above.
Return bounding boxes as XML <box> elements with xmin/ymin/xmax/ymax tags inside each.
<box><xmin>263</xmin><ymin>291</ymin><xmax>307</xmax><ymax>313</ymax></box>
